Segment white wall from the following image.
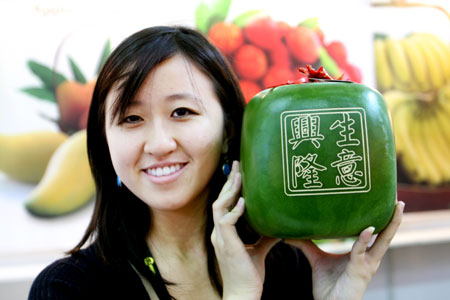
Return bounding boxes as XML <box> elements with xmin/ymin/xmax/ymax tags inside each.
<box><xmin>365</xmin><ymin>242</ymin><xmax>450</xmax><ymax>300</ymax></box>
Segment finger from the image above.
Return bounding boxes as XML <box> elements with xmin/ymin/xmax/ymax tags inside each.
<box><xmin>213</xmin><ymin>163</ymin><xmax>241</xmax><ymax>222</ymax></box>
<box><xmin>214</xmin><ymin>198</ymin><xmax>246</xmax><ymax>246</ymax></box>
<box><xmin>284</xmin><ymin>239</ymin><xmax>327</xmax><ymax>267</ymax></box>
<box><xmin>213</xmin><ymin>173</ymin><xmax>241</xmax><ymax>222</ymax></box>
<box><xmin>251</xmin><ymin>236</ymin><xmax>281</xmax><ymax>257</ymax></box>
<box><xmin>351</xmin><ymin>226</ymin><xmax>375</xmax><ymax>259</ymax></box>
<box><xmin>219</xmin><ymin>197</ymin><xmax>245</xmax><ymax>226</ymax></box>
<box><xmin>368</xmin><ymin>201</ymin><xmax>404</xmax><ymax>261</ymax></box>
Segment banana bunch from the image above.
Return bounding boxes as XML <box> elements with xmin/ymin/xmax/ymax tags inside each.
<box><xmin>385</xmin><ymin>84</ymin><xmax>450</xmax><ymax>186</ymax></box>
<box><xmin>375</xmin><ymin>33</ymin><xmax>450</xmax><ymax>93</ymax></box>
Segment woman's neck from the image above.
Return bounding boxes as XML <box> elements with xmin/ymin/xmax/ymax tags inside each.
<box><xmin>147</xmin><ymin>198</ymin><xmax>209</xmax><ymax>259</ymax></box>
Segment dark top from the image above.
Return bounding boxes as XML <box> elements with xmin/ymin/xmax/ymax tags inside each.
<box><xmin>28</xmin><ymin>242</ymin><xmax>313</xmax><ymax>299</ymax></box>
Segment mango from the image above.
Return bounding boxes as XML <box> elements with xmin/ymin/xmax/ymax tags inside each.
<box><xmin>25</xmin><ymin>130</ymin><xmax>95</xmax><ymax>217</ymax></box>
<box><xmin>0</xmin><ymin>131</ymin><xmax>68</xmax><ymax>183</ymax></box>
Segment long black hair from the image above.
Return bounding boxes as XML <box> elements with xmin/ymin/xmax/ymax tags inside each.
<box><xmin>70</xmin><ymin>26</ymin><xmax>246</xmax><ymax>298</ymax></box>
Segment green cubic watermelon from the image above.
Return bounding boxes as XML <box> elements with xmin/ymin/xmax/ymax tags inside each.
<box><xmin>240</xmin><ymin>81</ymin><xmax>396</xmax><ymax>239</ymax></box>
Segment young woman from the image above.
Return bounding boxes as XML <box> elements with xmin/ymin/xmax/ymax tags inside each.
<box><xmin>28</xmin><ymin>25</ymin><xmax>403</xmax><ymax>300</ymax></box>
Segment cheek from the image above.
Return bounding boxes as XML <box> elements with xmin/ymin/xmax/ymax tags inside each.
<box><xmin>190</xmin><ymin>121</ymin><xmax>225</xmax><ymax>160</ymax></box>
<box><xmin>106</xmin><ymin>130</ymin><xmax>141</xmax><ymax>174</ymax></box>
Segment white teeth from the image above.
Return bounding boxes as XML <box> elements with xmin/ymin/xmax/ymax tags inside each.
<box><xmin>163</xmin><ymin>166</ymin><xmax>170</xmax><ymax>175</ymax></box>
<box><xmin>148</xmin><ymin>164</ymin><xmax>182</xmax><ymax>177</ymax></box>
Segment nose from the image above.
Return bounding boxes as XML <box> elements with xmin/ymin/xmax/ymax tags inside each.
<box><xmin>143</xmin><ymin>121</ymin><xmax>177</xmax><ymax>157</ymax></box>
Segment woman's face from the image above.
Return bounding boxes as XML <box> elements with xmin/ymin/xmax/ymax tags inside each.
<box><xmin>104</xmin><ymin>54</ymin><xmax>226</xmax><ymax>212</ymax></box>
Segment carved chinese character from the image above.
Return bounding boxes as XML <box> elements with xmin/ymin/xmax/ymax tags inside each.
<box><xmin>289</xmin><ymin>115</ymin><xmax>324</xmax><ymax>150</ymax></box>
<box><xmin>331</xmin><ymin>148</ymin><xmax>364</xmax><ymax>187</ymax></box>
<box><xmin>330</xmin><ymin>113</ymin><xmax>360</xmax><ymax>147</ymax></box>
<box><xmin>292</xmin><ymin>153</ymin><xmax>327</xmax><ymax>189</ymax></box>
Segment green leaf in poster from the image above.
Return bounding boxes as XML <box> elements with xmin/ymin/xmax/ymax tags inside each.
<box><xmin>96</xmin><ymin>39</ymin><xmax>111</xmax><ymax>75</ymax></box>
<box><xmin>318</xmin><ymin>47</ymin><xmax>340</xmax><ymax>77</ymax></box>
<box><xmin>195</xmin><ymin>0</ymin><xmax>231</xmax><ymax>34</ymax></box>
<box><xmin>27</xmin><ymin>60</ymin><xmax>67</xmax><ymax>91</ymax></box>
<box><xmin>69</xmin><ymin>57</ymin><xmax>87</xmax><ymax>84</ymax></box>
<box><xmin>21</xmin><ymin>87</ymin><xmax>56</xmax><ymax>102</ymax></box>
<box><xmin>233</xmin><ymin>9</ymin><xmax>265</xmax><ymax>28</ymax></box>
<box><xmin>299</xmin><ymin>17</ymin><xmax>319</xmax><ymax>29</ymax></box>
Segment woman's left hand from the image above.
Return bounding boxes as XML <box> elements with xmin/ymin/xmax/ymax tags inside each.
<box><xmin>285</xmin><ymin>201</ymin><xmax>404</xmax><ymax>300</ymax></box>
<box><xmin>211</xmin><ymin>161</ymin><xmax>280</xmax><ymax>300</ymax></box>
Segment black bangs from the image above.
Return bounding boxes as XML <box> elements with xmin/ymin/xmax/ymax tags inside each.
<box><xmin>109</xmin><ymin>30</ymin><xmax>180</xmax><ymax>122</ymax></box>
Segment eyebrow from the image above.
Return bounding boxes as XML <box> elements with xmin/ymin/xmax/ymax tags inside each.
<box><xmin>128</xmin><ymin>93</ymin><xmax>200</xmax><ymax>107</ymax></box>
<box><xmin>165</xmin><ymin>92</ymin><xmax>200</xmax><ymax>102</ymax></box>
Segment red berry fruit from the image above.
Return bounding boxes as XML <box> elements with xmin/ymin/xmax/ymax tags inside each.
<box><xmin>263</xmin><ymin>66</ymin><xmax>295</xmax><ymax>88</ymax></box>
<box><xmin>341</xmin><ymin>63</ymin><xmax>363</xmax><ymax>83</ymax></box>
<box><xmin>326</xmin><ymin>41</ymin><xmax>348</xmax><ymax>67</ymax></box>
<box><xmin>208</xmin><ymin>22</ymin><xmax>244</xmax><ymax>55</ymax></box>
<box><xmin>233</xmin><ymin>44</ymin><xmax>268</xmax><ymax>80</ymax></box>
<box><xmin>277</xmin><ymin>21</ymin><xmax>292</xmax><ymax>40</ymax></box>
<box><xmin>239</xmin><ymin>80</ymin><xmax>262</xmax><ymax>103</ymax></box>
<box><xmin>244</xmin><ymin>17</ymin><xmax>281</xmax><ymax>50</ymax></box>
<box><xmin>269</xmin><ymin>42</ymin><xmax>291</xmax><ymax>68</ymax></box>
<box><xmin>285</xmin><ymin>26</ymin><xmax>320</xmax><ymax>64</ymax></box>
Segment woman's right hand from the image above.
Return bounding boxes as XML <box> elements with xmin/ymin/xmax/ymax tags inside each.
<box><xmin>211</xmin><ymin>161</ymin><xmax>280</xmax><ymax>300</ymax></box>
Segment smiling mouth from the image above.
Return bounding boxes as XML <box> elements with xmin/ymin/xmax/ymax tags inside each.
<box><xmin>145</xmin><ymin>163</ymin><xmax>185</xmax><ymax>177</ymax></box>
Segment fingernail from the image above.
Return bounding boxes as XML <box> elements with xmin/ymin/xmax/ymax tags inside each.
<box><xmin>399</xmin><ymin>201</ymin><xmax>405</xmax><ymax>212</ymax></box>
<box><xmin>367</xmin><ymin>226</ymin><xmax>375</xmax><ymax>236</ymax></box>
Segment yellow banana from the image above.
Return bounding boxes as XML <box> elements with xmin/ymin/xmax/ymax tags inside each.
<box><xmin>382</xmin><ymin>90</ymin><xmax>416</xmax><ymax>114</ymax></box>
<box><xmin>25</xmin><ymin>130</ymin><xmax>95</xmax><ymax>217</ymax></box>
<box><xmin>384</xmin><ymin>37</ymin><xmax>412</xmax><ymax>88</ymax></box>
<box><xmin>437</xmin><ymin>83</ymin><xmax>450</xmax><ymax>117</ymax></box>
<box><xmin>410</xmin><ymin>34</ymin><xmax>446</xmax><ymax>90</ymax></box>
<box><xmin>374</xmin><ymin>38</ymin><xmax>394</xmax><ymax>91</ymax></box>
<box><xmin>0</xmin><ymin>131</ymin><xmax>68</xmax><ymax>183</ymax></box>
<box><xmin>420</xmin><ymin>108</ymin><xmax>450</xmax><ymax>183</ymax></box>
<box><xmin>415</xmin><ymin>33</ymin><xmax>450</xmax><ymax>82</ymax></box>
<box><xmin>434</xmin><ymin>92</ymin><xmax>450</xmax><ymax>148</ymax></box>
<box><xmin>400</xmin><ymin>37</ymin><xmax>430</xmax><ymax>92</ymax></box>
<box><xmin>391</xmin><ymin>102</ymin><xmax>424</xmax><ymax>181</ymax></box>
<box><xmin>409</xmin><ymin>106</ymin><xmax>442</xmax><ymax>185</ymax></box>
<box><xmin>433</xmin><ymin>106</ymin><xmax>450</xmax><ymax>181</ymax></box>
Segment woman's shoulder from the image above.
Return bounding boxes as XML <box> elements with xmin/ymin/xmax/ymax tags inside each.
<box><xmin>28</xmin><ymin>243</ymin><xmax>149</xmax><ymax>300</ymax></box>
<box><xmin>28</xmin><ymin>244</ymin><xmax>106</xmax><ymax>299</ymax></box>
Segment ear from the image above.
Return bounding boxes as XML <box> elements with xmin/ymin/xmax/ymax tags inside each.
<box><xmin>222</xmin><ymin>133</ymin><xmax>229</xmax><ymax>154</ymax></box>
<box><xmin>222</xmin><ymin>121</ymin><xmax>234</xmax><ymax>154</ymax></box>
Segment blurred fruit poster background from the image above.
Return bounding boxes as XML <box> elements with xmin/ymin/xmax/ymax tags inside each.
<box><xmin>371</xmin><ymin>1</ymin><xmax>450</xmax><ymax>211</ymax></box>
<box><xmin>0</xmin><ymin>0</ymin><xmax>449</xmax><ymax>262</ymax></box>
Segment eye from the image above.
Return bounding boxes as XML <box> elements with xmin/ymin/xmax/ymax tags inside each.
<box><xmin>123</xmin><ymin>115</ymin><xmax>143</xmax><ymax>124</ymax></box>
<box><xmin>172</xmin><ymin>107</ymin><xmax>196</xmax><ymax>118</ymax></box>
